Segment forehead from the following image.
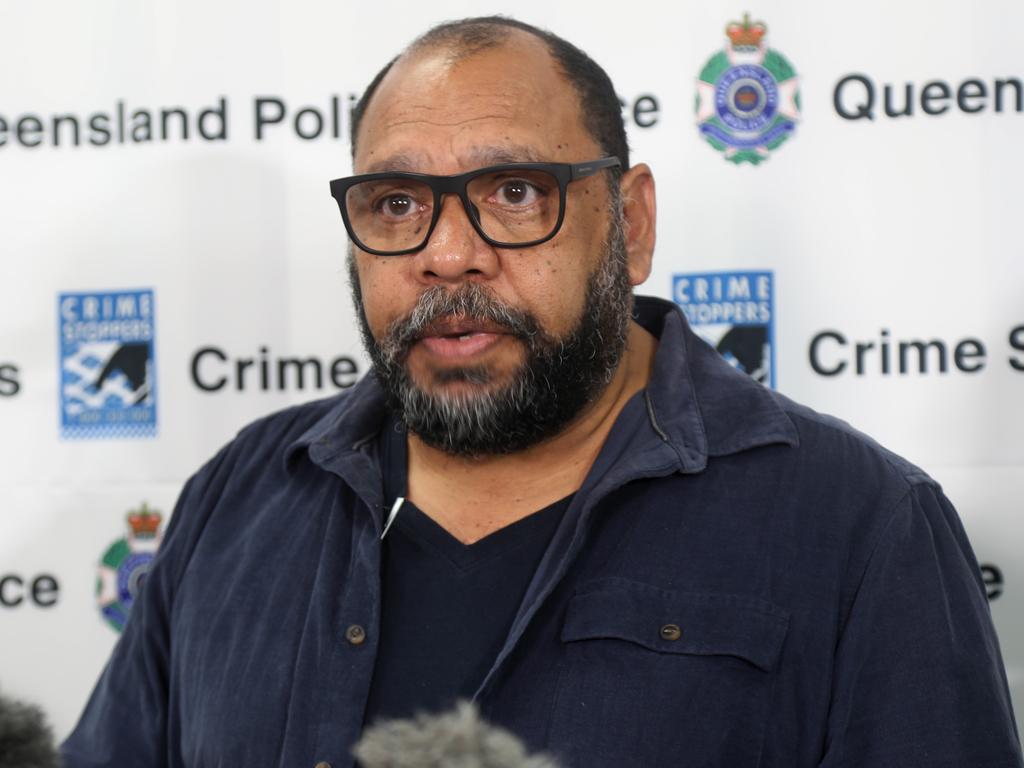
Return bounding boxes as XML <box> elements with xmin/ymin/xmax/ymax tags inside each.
<box><xmin>354</xmin><ymin>33</ymin><xmax>597</xmax><ymax>174</ymax></box>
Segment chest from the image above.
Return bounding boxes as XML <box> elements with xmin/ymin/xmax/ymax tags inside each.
<box><xmin>168</xmin><ymin>471</ymin><xmax>843</xmax><ymax>768</ymax></box>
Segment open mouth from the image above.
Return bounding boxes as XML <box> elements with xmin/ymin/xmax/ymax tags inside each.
<box><xmin>439</xmin><ymin>330</ymin><xmax>493</xmax><ymax>341</ymax></box>
<box><xmin>420</xmin><ymin>317</ymin><xmax>509</xmax><ymax>338</ymax></box>
<box><xmin>416</xmin><ymin>319</ymin><xmax>511</xmax><ymax>359</ymax></box>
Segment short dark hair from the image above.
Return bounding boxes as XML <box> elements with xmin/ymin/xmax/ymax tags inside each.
<box><xmin>349</xmin><ymin>16</ymin><xmax>629</xmax><ymax>174</ymax></box>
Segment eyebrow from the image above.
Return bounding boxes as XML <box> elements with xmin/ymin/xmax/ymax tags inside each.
<box><xmin>362</xmin><ymin>154</ymin><xmax>423</xmax><ymax>174</ymax></box>
<box><xmin>467</xmin><ymin>145</ymin><xmax>545</xmax><ymax>166</ymax></box>
<box><xmin>361</xmin><ymin>144</ymin><xmax>546</xmax><ymax>175</ymax></box>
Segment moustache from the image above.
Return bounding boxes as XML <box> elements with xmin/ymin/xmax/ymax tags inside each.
<box><xmin>378</xmin><ymin>284</ymin><xmax>543</xmax><ymax>359</ymax></box>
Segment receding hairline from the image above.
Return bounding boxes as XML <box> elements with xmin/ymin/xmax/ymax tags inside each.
<box><xmin>356</xmin><ymin>25</ymin><xmax>569</xmax><ymax>145</ymax></box>
<box><xmin>354</xmin><ymin>22</ymin><xmax>593</xmax><ymax>156</ymax></box>
<box><xmin>408</xmin><ymin>16</ymin><xmax>527</xmax><ymax>58</ymax></box>
<box><xmin>350</xmin><ymin>16</ymin><xmax>631</xmax><ymax>179</ymax></box>
<box><xmin>391</xmin><ymin>25</ymin><xmax>567</xmax><ymax>99</ymax></box>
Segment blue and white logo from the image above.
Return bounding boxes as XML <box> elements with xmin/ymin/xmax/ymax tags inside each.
<box><xmin>672</xmin><ymin>271</ymin><xmax>775</xmax><ymax>388</ymax></box>
<box><xmin>58</xmin><ymin>289</ymin><xmax>157</xmax><ymax>438</ymax></box>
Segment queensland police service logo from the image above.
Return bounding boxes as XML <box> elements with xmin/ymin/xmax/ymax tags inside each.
<box><xmin>96</xmin><ymin>504</ymin><xmax>164</xmax><ymax>632</ymax></box>
<box><xmin>673</xmin><ymin>271</ymin><xmax>776</xmax><ymax>388</ymax></box>
<box><xmin>695</xmin><ymin>15</ymin><xmax>800</xmax><ymax>165</ymax></box>
<box><xmin>58</xmin><ymin>289</ymin><xmax>157</xmax><ymax>438</ymax></box>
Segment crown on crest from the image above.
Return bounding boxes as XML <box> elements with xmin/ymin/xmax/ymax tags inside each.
<box><xmin>127</xmin><ymin>502</ymin><xmax>162</xmax><ymax>537</ymax></box>
<box><xmin>726</xmin><ymin>14</ymin><xmax>767</xmax><ymax>47</ymax></box>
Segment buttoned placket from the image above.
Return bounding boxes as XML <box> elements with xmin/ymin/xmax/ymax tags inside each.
<box><xmin>303</xmin><ymin>435</ymin><xmax>388</xmax><ymax>767</ymax></box>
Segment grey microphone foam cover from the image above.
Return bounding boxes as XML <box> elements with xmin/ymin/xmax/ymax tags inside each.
<box><xmin>0</xmin><ymin>689</ymin><xmax>59</xmax><ymax>768</ymax></box>
<box><xmin>354</xmin><ymin>701</ymin><xmax>560</xmax><ymax>768</ymax></box>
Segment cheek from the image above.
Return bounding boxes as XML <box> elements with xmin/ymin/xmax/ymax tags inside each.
<box><xmin>512</xmin><ymin>241</ymin><xmax>592</xmax><ymax>336</ymax></box>
<box><xmin>533</xmin><ymin>199</ymin><xmax>610</xmax><ymax>324</ymax></box>
<box><xmin>355</xmin><ymin>259</ymin><xmax>413</xmax><ymax>335</ymax></box>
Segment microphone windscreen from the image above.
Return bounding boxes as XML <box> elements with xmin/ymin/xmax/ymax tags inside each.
<box><xmin>0</xmin><ymin>689</ymin><xmax>59</xmax><ymax>768</ymax></box>
<box><xmin>354</xmin><ymin>701</ymin><xmax>560</xmax><ymax>768</ymax></box>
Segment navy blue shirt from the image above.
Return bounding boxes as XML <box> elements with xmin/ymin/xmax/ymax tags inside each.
<box><xmin>63</xmin><ymin>297</ymin><xmax>1024</xmax><ymax>768</ymax></box>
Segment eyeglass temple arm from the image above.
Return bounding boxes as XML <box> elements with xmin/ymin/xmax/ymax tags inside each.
<box><xmin>569</xmin><ymin>157</ymin><xmax>622</xmax><ymax>181</ymax></box>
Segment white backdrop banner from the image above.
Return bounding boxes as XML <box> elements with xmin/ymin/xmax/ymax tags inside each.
<box><xmin>1</xmin><ymin>0</ymin><xmax>1021</xmax><ymax>742</ymax></box>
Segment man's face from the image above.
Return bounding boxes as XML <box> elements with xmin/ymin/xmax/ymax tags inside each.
<box><xmin>348</xmin><ymin>35</ymin><xmax>639</xmax><ymax>455</ymax></box>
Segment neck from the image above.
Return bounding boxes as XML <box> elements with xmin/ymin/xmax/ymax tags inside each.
<box><xmin>405</xmin><ymin>321</ymin><xmax>657</xmax><ymax>544</ymax></box>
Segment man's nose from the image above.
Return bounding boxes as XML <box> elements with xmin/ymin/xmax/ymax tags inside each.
<box><xmin>412</xmin><ymin>194</ymin><xmax>499</xmax><ymax>284</ymax></box>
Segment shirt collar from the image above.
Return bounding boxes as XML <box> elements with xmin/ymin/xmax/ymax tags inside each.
<box><xmin>634</xmin><ymin>295</ymin><xmax>798</xmax><ymax>474</ymax></box>
<box><xmin>283</xmin><ymin>369</ymin><xmax>388</xmax><ymax>471</ymax></box>
<box><xmin>284</xmin><ymin>294</ymin><xmax>798</xmax><ymax>474</ymax></box>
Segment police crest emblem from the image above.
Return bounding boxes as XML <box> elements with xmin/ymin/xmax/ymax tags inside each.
<box><xmin>96</xmin><ymin>504</ymin><xmax>164</xmax><ymax>632</ymax></box>
<box><xmin>695</xmin><ymin>14</ymin><xmax>800</xmax><ymax>165</ymax></box>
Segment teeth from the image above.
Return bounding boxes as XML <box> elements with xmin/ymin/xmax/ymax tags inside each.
<box><xmin>437</xmin><ymin>331</ymin><xmax>479</xmax><ymax>340</ymax></box>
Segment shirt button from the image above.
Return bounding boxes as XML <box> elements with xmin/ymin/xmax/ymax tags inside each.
<box><xmin>660</xmin><ymin>623</ymin><xmax>682</xmax><ymax>641</ymax></box>
<box><xmin>346</xmin><ymin>624</ymin><xmax>366</xmax><ymax>645</ymax></box>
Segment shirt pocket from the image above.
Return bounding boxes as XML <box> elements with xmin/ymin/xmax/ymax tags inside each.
<box><xmin>547</xmin><ymin>578</ymin><xmax>788</xmax><ymax>768</ymax></box>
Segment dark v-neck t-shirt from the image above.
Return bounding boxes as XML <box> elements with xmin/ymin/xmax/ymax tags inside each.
<box><xmin>363</xmin><ymin>419</ymin><xmax>570</xmax><ymax>725</ymax></box>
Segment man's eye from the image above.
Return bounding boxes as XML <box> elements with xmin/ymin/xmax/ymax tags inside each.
<box><xmin>495</xmin><ymin>179</ymin><xmax>541</xmax><ymax>206</ymax></box>
<box><xmin>375</xmin><ymin>194</ymin><xmax>418</xmax><ymax>218</ymax></box>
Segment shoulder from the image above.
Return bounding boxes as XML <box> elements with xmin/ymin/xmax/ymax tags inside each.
<box><xmin>753</xmin><ymin>392</ymin><xmax>954</xmax><ymax>593</ymax></box>
<box><xmin>152</xmin><ymin>390</ymin><xmax>371</xmax><ymax>584</ymax></box>
<box><xmin>684</xmin><ymin>369</ymin><xmax>949</xmax><ymax>578</ymax></box>
<box><xmin>171</xmin><ymin>388</ymin><xmax>370</xmax><ymax>524</ymax></box>
<box><xmin>217</xmin><ymin>370</ymin><xmax>387</xmax><ymax>476</ymax></box>
<box><xmin>772</xmin><ymin>390</ymin><xmax>933</xmax><ymax>492</ymax></box>
<box><xmin>231</xmin><ymin>392</ymin><xmax>347</xmax><ymax>455</ymax></box>
<box><xmin>180</xmin><ymin>392</ymin><xmax>346</xmax><ymax>491</ymax></box>
<box><xmin>778</xmin><ymin>393</ymin><xmax>933</xmax><ymax>483</ymax></box>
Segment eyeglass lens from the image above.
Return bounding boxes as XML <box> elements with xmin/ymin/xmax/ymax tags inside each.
<box><xmin>344</xmin><ymin>169</ymin><xmax>562</xmax><ymax>252</ymax></box>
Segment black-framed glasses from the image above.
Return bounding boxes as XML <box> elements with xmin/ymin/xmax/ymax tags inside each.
<box><xmin>329</xmin><ymin>156</ymin><xmax>621</xmax><ymax>256</ymax></box>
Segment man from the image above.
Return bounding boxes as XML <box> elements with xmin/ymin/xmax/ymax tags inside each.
<box><xmin>64</xmin><ymin>16</ymin><xmax>1023</xmax><ymax>768</ymax></box>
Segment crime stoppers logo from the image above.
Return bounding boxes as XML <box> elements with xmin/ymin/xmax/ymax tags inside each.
<box><xmin>96</xmin><ymin>504</ymin><xmax>164</xmax><ymax>632</ymax></box>
<box><xmin>695</xmin><ymin>14</ymin><xmax>800</xmax><ymax>165</ymax></box>
<box><xmin>673</xmin><ymin>271</ymin><xmax>776</xmax><ymax>387</ymax></box>
<box><xmin>58</xmin><ymin>289</ymin><xmax>156</xmax><ymax>438</ymax></box>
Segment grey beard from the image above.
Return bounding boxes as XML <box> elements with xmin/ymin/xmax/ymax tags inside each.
<box><xmin>348</xmin><ymin>203</ymin><xmax>632</xmax><ymax>457</ymax></box>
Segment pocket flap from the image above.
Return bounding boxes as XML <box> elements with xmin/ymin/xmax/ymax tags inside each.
<box><xmin>561</xmin><ymin>579</ymin><xmax>789</xmax><ymax>672</ymax></box>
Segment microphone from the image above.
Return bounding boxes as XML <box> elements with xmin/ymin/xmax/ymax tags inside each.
<box><xmin>354</xmin><ymin>701</ymin><xmax>560</xmax><ymax>768</ymax></box>
<box><xmin>0</xmin><ymin>689</ymin><xmax>59</xmax><ymax>768</ymax></box>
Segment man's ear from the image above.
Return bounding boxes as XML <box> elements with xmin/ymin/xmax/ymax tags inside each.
<box><xmin>618</xmin><ymin>163</ymin><xmax>657</xmax><ymax>287</ymax></box>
